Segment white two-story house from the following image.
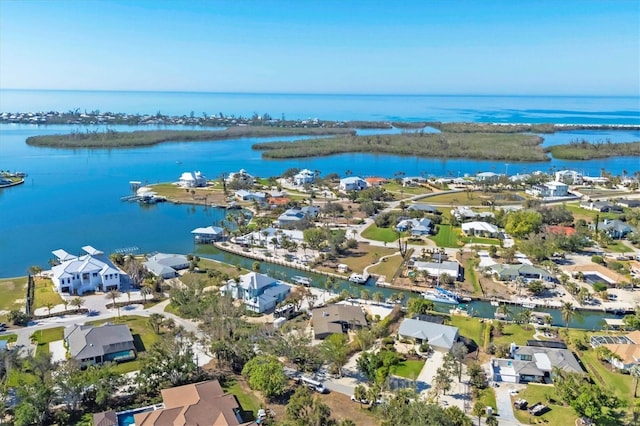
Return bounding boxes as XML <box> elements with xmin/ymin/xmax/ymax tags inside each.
<box><xmin>220</xmin><ymin>272</ymin><xmax>290</xmax><ymax>313</ymax></box>
<box><xmin>51</xmin><ymin>246</ymin><xmax>125</xmax><ymax>295</ymax></box>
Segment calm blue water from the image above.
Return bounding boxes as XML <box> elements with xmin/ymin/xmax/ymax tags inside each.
<box><xmin>1</xmin><ymin>90</ymin><xmax>639</xmax><ymax>124</ymax></box>
<box><xmin>0</xmin><ymin>90</ymin><xmax>639</xmax><ymax>277</ymax></box>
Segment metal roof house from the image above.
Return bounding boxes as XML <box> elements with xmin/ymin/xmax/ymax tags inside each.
<box><xmin>397</xmin><ymin>318</ymin><xmax>459</xmax><ymax>351</ymax></box>
<box><xmin>144</xmin><ymin>253</ymin><xmax>190</xmax><ymax>278</ymax></box>
<box><xmin>490</xmin><ymin>264</ymin><xmax>553</xmax><ymax>282</ymax></box>
<box><xmin>65</xmin><ymin>323</ymin><xmax>135</xmax><ymax>367</ymax></box>
<box><xmin>413</xmin><ymin>260</ymin><xmax>462</xmax><ymax>281</ymax></box>
<box><xmin>220</xmin><ymin>272</ymin><xmax>290</xmax><ymax>313</ymax></box>
<box><xmin>51</xmin><ymin>246</ymin><xmax>125</xmax><ymax>295</ymax></box>
<box><xmin>192</xmin><ymin>226</ymin><xmax>225</xmax><ymax>243</ymax></box>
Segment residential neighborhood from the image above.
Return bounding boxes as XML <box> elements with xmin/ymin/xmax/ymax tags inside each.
<box><xmin>1</xmin><ymin>165</ymin><xmax>640</xmax><ymax>426</ymax></box>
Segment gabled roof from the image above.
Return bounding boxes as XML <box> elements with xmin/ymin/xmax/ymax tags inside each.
<box><xmin>603</xmin><ymin>344</ymin><xmax>640</xmax><ymax>365</ymax></box>
<box><xmin>93</xmin><ymin>410</ymin><xmax>117</xmax><ymax>426</ymax></box>
<box><xmin>461</xmin><ymin>221</ymin><xmax>499</xmax><ymax>234</ymax></box>
<box><xmin>398</xmin><ymin>318</ymin><xmax>459</xmax><ymax>350</ymax></box>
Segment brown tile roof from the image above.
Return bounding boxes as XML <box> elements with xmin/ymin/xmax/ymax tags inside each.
<box><xmin>134</xmin><ymin>380</ymin><xmax>256</xmax><ymax>426</ymax></box>
<box><xmin>627</xmin><ymin>330</ymin><xmax>640</xmax><ymax>344</ymax></box>
<box><xmin>93</xmin><ymin>410</ymin><xmax>117</xmax><ymax>426</ymax></box>
<box><xmin>604</xmin><ymin>344</ymin><xmax>640</xmax><ymax>364</ymax></box>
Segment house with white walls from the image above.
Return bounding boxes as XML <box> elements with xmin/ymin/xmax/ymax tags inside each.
<box><xmin>51</xmin><ymin>246</ymin><xmax>125</xmax><ymax>295</ymax></box>
<box><xmin>293</xmin><ymin>169</ymin><xmax>316</xmax><ymax>186</ymax></box>
<box><xmin>178</xmin><ymin>171</ymin><xmax>207</xmax><ymax>188</ymax></box>
<box><xmin>220</xmin><ymin>272</ymin><xmax>290</xmax><ymax>313</ymax></box>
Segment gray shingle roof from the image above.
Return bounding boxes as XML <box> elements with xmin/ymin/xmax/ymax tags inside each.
<box><xmin>398</xmin><ymin>318</ymin><xmax>459</xmax><ymax>350</ymax></box>
<box><xmin>65</xmin><ymin>324</ymin><xmax>134</xmax><ymax>361</ymax></box>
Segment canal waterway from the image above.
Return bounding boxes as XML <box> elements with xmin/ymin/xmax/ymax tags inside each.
<box><xmin>196</xmin><ymin>245</ymin><xmax>622</xmax><ymax>330</ymax></box>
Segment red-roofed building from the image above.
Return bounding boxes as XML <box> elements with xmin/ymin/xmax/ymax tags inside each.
<box><xmin>544</xmin><ymin>225</ymin><xmax>576</xmax><ymax>236</ymax></box>
<box><xmin>268</xmin><ymin>197</ymin><xmax>290</xmax><ymax>207</ymax></box>
<box><xmin>365</xmin><ymin>177</ymin><xmax>387</xmax><ymax>187</ymax></box>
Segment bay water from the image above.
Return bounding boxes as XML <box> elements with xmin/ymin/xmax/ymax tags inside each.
<box><xmin>0</xmin><ymin>91</ymin><xmax>639</xmax><ymax>278</ymax></box>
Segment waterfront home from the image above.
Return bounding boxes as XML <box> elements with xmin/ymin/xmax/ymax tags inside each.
<box><xmin>590</xmin><ymin>331</ymin><xmax>640</xmax><ymax>370</ymax></box>
<box><xmin>293</xmin><ymin>169</ymin><xmax>316</xmax><ymax>186</ymax></box>
<box><xmin>526</xmin><ymin>181</ymin><xmax>569</xmax><ymax>198</ymax></box>
<box><xmin>461</xmin><ymin>221</ymin><xmax>500</xmax><ymax>238</ymax></box>
<box><xmin>234</xmin><ymin>190</ymin><xmax>266</xmax><ymax>203</ymax></box>
<box><xmin>396</xmin><ymin>218</ymin><xmax>432</xmax><ymax>235</ymax></box>
<box><xmin>491</xmin><ymin>343</ymin><xmax>582</xmax><ymax>383</ymax></box>
<box><xmin>311</xmin><ymin>304</ymin><xmax>367</xmax><ymax>340</ymax></box>
<box><xmin>401</xmin><ymin>176</ymin><xmax>427</xmax><ymax>187</ymax></box>
<box><xmin>191</xmin><ymin>226</ymin><xmax>225</xmax><ymax>243</ymax></box>
<box><xmin>490</xmin><ymin>263</ymin><xmax>553</xmax><ymax>282</ymax></box>
<box><xmin>413</xmin><ymin>260</ymin><xmax>462</xmax><ymax>281</ymax></box>
<box><xmin>143</xmin><ymin>253</ymin><xmax>189</xmax><ymax>278</ymax></box>
<box><xmin>220</xmin><ymin>272</ymin><xmax>290</xmax><ymax>313</ymax></box>
<box><xmin>339</xmin><ymin>176</ymin><xmax>367</xmax><ymax>191</ymax></box>
<box><xmin>237</xmin><ymin>227</ymin><xmax>304</xmax><ymax>248</ymax></box>
<box><xmin>397</xmin><ymin>318</ymin><xmax>459</xmax><ymax>351</ymax></box>
<box><xmin>178</xmin><ymin>171</ymin><xmax>207</xmax><ymax>188</ymax></box>
<box><xmin>589</xmin><ymin>219</ymin><xmax>636</xmax><ymax>239</ymax></box>
<box><xmin>555</xmin><ymin>169</ymin><xmax>583</xmax><ymax>185</ymax></box>
<box><xmin>226</xmin><ymin>169</ymin><xmax>255</xmax><ymax>185</ymax></box>
<box><xmin>475</xmin><ymin>171</ymin><xmax>500</xmax><ymax>182</ymax></box>
<box><xmin>580</xmin><ymin>200</ymin><xmax>623</xmax><ymax>213</ymax></box>
<box><xmin>65</xmin><ymin>324</ymin><xmax>136</xmax><ymax>367</ymax></box>
<box><xmin>365</xmin><ymin>177</ymin><xmax>387</xmax><ymax>187</ymax></box>
<box><xmin>134</xmin><ymin>380</ymin><xmax>253</xmax><ymax>426</ymax></box>
<box><xmin>276</xmin><ymin>206</ymin><xmax>320</xmax><ymax>228</ymax></box>
<box><xmin>51</xmin><ymin>246</ymin><xmax>124</xmax><ymax>295</ymax></box>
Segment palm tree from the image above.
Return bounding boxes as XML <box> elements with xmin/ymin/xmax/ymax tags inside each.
<box><xmin>45</xmin><ymin>302</ymin><xmax>54</xmax><ymax>316</ymax></box>
<box><xmin>106</xmin><ymin>289</ymin><xmax>122</xmax><ymax>318</ymax></box>
<box><xmin>561</xmin><ymin>302</ymin><xmax>575</xmax><ymax>329</ymax></box>
<box><xmin>70</xmin><ymin>297</ymin><xmax>84</xmax><ymax>312</ymax></box>
<box><xmin>360</xmin><ymin>289</ymin><xmax>370</xmax><ymax>304</ymax></box>
<box><xmin>62</xmin><ymin>299</ymin><xmax>69</xmax><ymax>312</ymax></box>
<box><xmin>630</xmin><ymin>365</ymin><xmax>640</xmax><ymax>398</ymax></box>
<box><xmin>140</xmin><ymin>285</ymin><xmax>152</xmax><ymax>304</ymax></box>
<box><xmin>472</xmin><ymin>401</ymin><xmax>486</xmax><ymax>426</ymax></box>
<box><xmin>496</xmin><ymin>303</ymin><xmax>511</xmax><ymax>320</ymax></box>
<box><xmin>372</xmin><ymin>291</ymin><xmax>384</xmax><ymax>305</ymax></box>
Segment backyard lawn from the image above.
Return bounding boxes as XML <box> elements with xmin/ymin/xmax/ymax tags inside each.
<box><xmin>33</xmin><ymin>278</ymin><xmax>63</xmax><ymax>309</ymax></box>
<box><xmin>383</xmin><ymin>181</ymin><xmax>432</xmax><ymax>196</ymax></box>
<box><xmin>512</xmin><ymin>384</ymin><xmax>576</xmax><ymax>425</ymax></box>
<box><xmin>422</xmin><ymin>190</ymin><xmax>528</xmax><ymax>207</ymax></box>
<box><xmin>361</xmin><ymin>224</ymin><xmax>399</xmax><ymax>243</ymax></box>
<box><xmin>460</xmin><ymin>235</ymin><xmax>500</xmax><ymax>246</ymax></box>
<box><xmin>0</xmin><ymin>276</ymin><xmax>28</xmax><ymax>320</ymax></box>
<box><xmin>448</xmin><ymin>316</ymin><xmax>485</xmax><ymax>347</ymax></box>
<box><xmin>429</xmin><ymin>225</ymin><xmax>464</xmax><ymax>248</ymax></box>
<box><xmin>465</xmin><ymin>260</ymin><xmax>482</xmax><ymax>294</ymax></box>
<box><xmin>222</xmin><ymin>377</ymin><xmax>262</xmax><ymax>422</ymax></box>
<box><xmin>491</xmin><ymin>322</ymin><xmax>536</xmax><ymax>346</ymax></box>
<box><xmin>197</xmin><ymin>258</ymin><xmax>246</xmax><ymax>278</ymax></box>
<box><xmin>87</xmin><ymin>315</ymin><xmax>162</xmax><ymax>374</ymax></box>
<box><xmin>0</xmin><ymin>334</ymin><xmax>17</xmax><ymax>343</ymax></box>
<box><xmin>368</xmin><ymin>254</ymin><xmax>404</xmax><ymax>282</ymax></box>
<box><xmin>338</xmin><ymin>243</ymin><xmax>397</xmax><ymax>274</ymax></box>
<box><xmin>391</xmin><ymin>359</ymin><xmax>425</xmax><ymax>380</ymax></box>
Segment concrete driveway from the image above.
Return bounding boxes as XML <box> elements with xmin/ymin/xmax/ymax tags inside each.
<box><xmin>493</xmin><ymin>382</ymin><xmax>526</xmax><ymax>425</ymax></box>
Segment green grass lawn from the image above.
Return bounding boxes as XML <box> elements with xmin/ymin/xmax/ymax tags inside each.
<box><xmin>601</xmin><ymin>240</ymin><xmax>634</xmax><ymax>253</ymax></box>
<box><xmin>0</xmin><ymin>276</ymin><xmax>28</xmax><ymax>320</ymax></box>
<box><xmin>465</xmin><ymin>260</ymin><xmax>482</xmax><ymax>295</ymax></box>
<box><xmin>383</xmin><ymin>182</ymin><xmax>432</xmax><ymax>196</ymax></box>
<box><xmin>197</xmin><ymin>258</ymin><xmax>245</xmax><ymax>277</ymax></box>
<box><xmin>33</xmin><ymin>278</ymin><xmax>63</xmax><ymax>309</ymax></box>
<box><xmin>361</xmin><ymin>224</ymin><xmax>400</xmax><ymax>242</ymax></box>
<box><xmin>0</xmin><ymin>334</ymin><xmax>17</xmax><ymax>343</ymax></box>
<box><xmin>31</xmin><ymin>327</ymin><xmax>64</xmax><ymax>356</ymax></box>
<box><xmin>391</xmin><ymin>359</ymin><xmax>425</xmax><ymax>380</ymax></box>
<box><xmin>87</xmin><ymin>315</ymin><xmax>162</xmax><ymax>374</ymax></box>
<box><xmin>422</xmin><ymin>190</ymin><xmax>528</xmax><ymax>207</ymax></box>
<box><xmin>339</xmin><ymin>243</ymin><xmax>397</xmax><ymax>274</ymax></box>
<box><xmin>476</xmin><ymin>387</ymin><xmax>498</xmax><ymax>414</ymax></box>
<box><xmin>448</xmin><ymin>316</ymin><xmax>485</xmax><ymax>347</ymax></box>
<box><xmin>428</xmin><ymin>225</ymin><xmax>464</xmax><ymax>248</ymax></box>
<box><xmin>512</xmin><ymin>384</ymin><xmax>577</xmax><ymax>425</ymax></box>
<box><xmin>223</xmin><ymin>377</ymin><xmax>262</xmax><ymax>422</ymax></box>
<box><xmin>491</xmin><ymin>323</ymin><xmax>536</xmax><ymax>346</ymax></box>
<box><xmin>369</xmin><ymin>254</ymin><xmax>404</xmax><ymax>282</ymax></box>
<box><xmin>564</xmin><ymin>203</ymin><xmax>628</xmax><ymax>222</ymax></box>
<box><xmin>460</xmin><ymin>235</ymin><xmax>501</xmax><ymax>246</ymax></box>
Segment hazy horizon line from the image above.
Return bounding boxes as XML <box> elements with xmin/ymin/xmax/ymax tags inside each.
<box><xmin>1</xmin><ymin>87</ymin><xmax>639</xmax><ymax>98</ymax></box>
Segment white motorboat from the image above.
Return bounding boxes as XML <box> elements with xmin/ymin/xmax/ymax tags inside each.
<box><xmin>422</xmin><ymin>287</ymin><xmax>460</xmax><ymax>305</ymax></box>
<box><xmin>349</xmin><ymin>273</ymin><xmax>367</xmax><ymax>284</ymax></box>
<box><xmin>291</xmin><ymin>275</ymin><xmax>311</xmax><ymax>286</ymax></box>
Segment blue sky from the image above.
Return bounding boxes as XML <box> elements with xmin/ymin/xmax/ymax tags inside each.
<box><xmin>1</xmin><ymin>0</ymin><xmax>638</xmax><ymax>95</ymax></box>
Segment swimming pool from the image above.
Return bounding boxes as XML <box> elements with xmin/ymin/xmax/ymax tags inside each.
<box><xmin>583</xmin><ymin>273</ymin><xmax>613</xmax><ymax>286</ymax></box>
<box><xmin>116</xmin><ymin>407</ymin><xmax>154</xmax><ymax>426</ymax></box>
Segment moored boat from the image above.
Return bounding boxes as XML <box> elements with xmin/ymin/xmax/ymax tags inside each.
<box><xmin>422</xmin><ymin>287</ymin><xmax>460</xmax><ymax>305</ymax></box>
<box><xmin>291</xmin><ymin>275</ymin><xmax>311</xmax><ymax>286</ymax></box>
<box><xmin>349</xmin><ymin>273</ymin><xmax>367</xmax><ymax>284</ymax></box>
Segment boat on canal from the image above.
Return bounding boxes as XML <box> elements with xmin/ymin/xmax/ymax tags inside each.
<box><xmin>422</xmin><ymin>287</ymin><xmax>460</xmax><ymax>305</ymax></box>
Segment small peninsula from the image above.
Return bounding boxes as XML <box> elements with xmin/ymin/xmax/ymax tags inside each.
<box><xmin>25</xmin><ymin>127</ymin><xmax>355</xmax><ymax>148</ymax></box>
<box><xmin>252</xmin><ymin>132</ymin><xmax>550</xmax><ymax>162</ymax></box>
